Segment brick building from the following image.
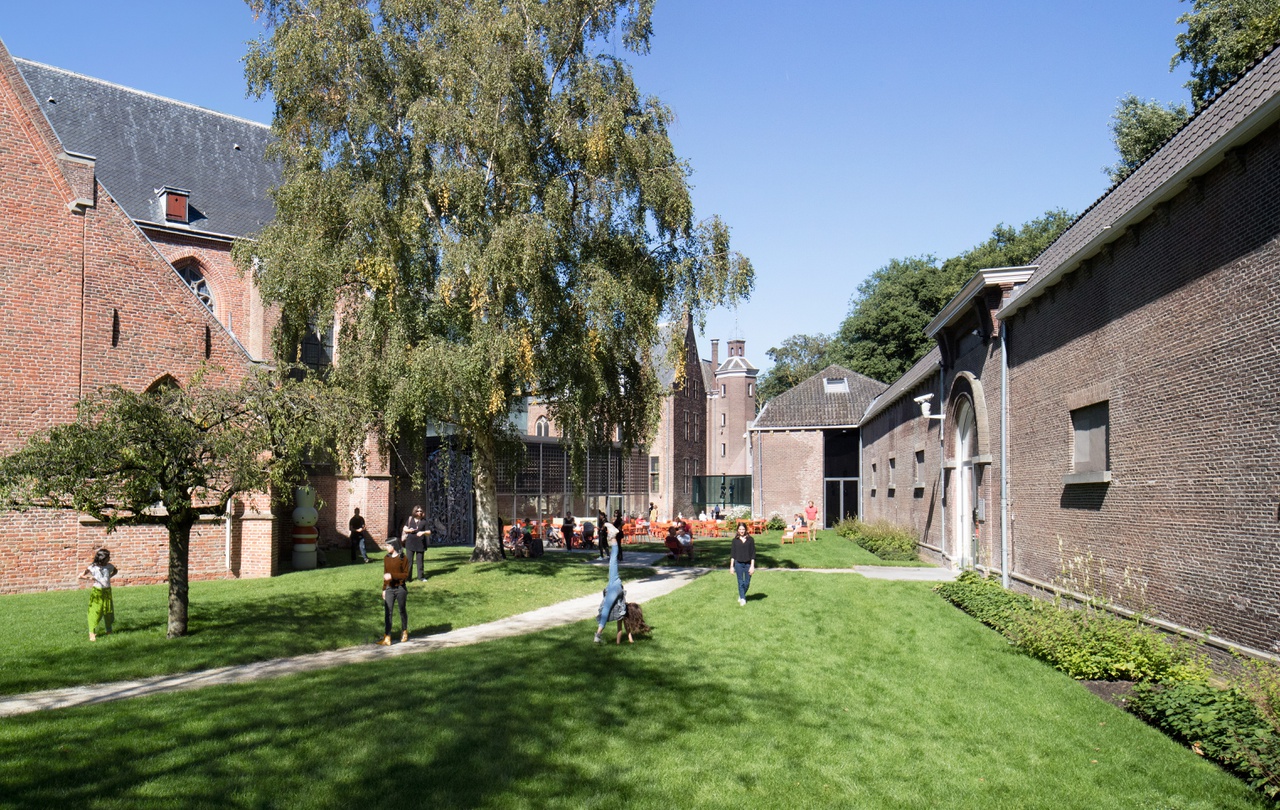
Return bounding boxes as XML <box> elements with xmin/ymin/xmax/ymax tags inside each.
<box><xmin>0</xmin><ymin>42</ymin><xmax>276</xmax><ymax>592</ymax></box>
<box><xmin>860</xmin><ymin>44</ymin><xmax>1280</xmax><ymax>657</ymax></box>
<box><xmin>749</xmin><ymin>365</ymin><xmax>885</xmax><ymax>527</ymax></box>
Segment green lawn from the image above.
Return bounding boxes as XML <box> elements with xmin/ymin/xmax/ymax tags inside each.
<box><xmin>638</xmin><ymin>528</ymin><xmax>935</xmax><ymax>569</ymax></box>
<box><xmin>0</xmin><ymin>547</ymin><xmax>652</xmax><ymax>696</ymax></box>
<box><xmin>0</xmin><ymin>573</ymin><xmax>1261</xmax><ymax>809</ymax></box>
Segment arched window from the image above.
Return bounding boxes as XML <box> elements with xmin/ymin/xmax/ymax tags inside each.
<box><xmin>535</xmin><ymin>417</ymin><xmax>550</xmax><ymax>437</ymax></box>
<box><xmin>173</xmin><ymin>259</ymin><xmax>214</xmax><ymax>312</ymax></box>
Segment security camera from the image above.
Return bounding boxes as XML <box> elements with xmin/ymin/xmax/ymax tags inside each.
<box><xmin>913</xmin><ymin>393</ymin><xmax>939</xmax><ymax>420</ymax></box>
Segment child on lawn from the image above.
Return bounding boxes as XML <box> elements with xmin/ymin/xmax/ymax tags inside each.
<box><xmin>78</xmin><ymin>548</ymin><xmax>119</xmax><ymax>641</ymax></box>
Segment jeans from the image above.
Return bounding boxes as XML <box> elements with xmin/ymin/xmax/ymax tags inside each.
<box><xmin>383</xmin><ymin>585</ymin><xmax>407</xmax><ymax>635</ymax></box>
<box><xmin>598</xmin><ymin>542</ymin><xmax>623</xmax><ymax>629</ymax></box>
<box><xmin>354</xmin><ymin>532</ymin><xmax>368</xmax><ymax>561</ymax></box>
<box><xmin>733</xmin><ymin>561</ymin><xmax>752</xmax><ymax>600</ymax></box>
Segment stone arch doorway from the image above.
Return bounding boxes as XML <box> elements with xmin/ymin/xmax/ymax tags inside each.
<box><xmin>951</xmin><ymin>397</ymin><xmax>979</xmax><ymax>569</ymax></box>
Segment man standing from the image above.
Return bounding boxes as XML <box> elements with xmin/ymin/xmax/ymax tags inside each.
<box><xmin>804</xmin><ymin>500</ymin><xmax>819</xmax><ymax>530</ymax></box>
<box><xmin>349</xmin><ymin>508</ymin><xmax>372</xmax><ymax>563</ymax></box>
<box><xmin>402</xmin><ymin>505</ymin><xmax>431</xmax><ymax>582</ymax></box>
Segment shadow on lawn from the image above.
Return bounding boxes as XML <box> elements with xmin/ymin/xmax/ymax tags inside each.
<box><xmin>1</xmin><ymin>626</ymin><xmax>770</xmax><ymax>809</ymax></box>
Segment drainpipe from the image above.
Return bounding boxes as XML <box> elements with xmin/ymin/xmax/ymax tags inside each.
<box><xmin>225</xmin><ymin>499</ymin><xmax>233</xmax><ymax>572</ymax></box>
<box><xmin>938</xmin><ymin>364</ymin><xmax>946</xmax><ymax>561</ymax></box>
<box><xmin>1000</xmin><ymin>321</ymin><xmax>1011</xmax><ymax>589</ymax></box>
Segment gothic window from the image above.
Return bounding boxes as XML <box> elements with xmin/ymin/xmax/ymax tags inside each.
<box><xmin>174</xmin><ymin>259</ymin><xmax>213</xmax><ymax>311</ymax></box>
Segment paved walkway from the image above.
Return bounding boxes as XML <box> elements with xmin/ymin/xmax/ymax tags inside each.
<box><xmin>0</xmin><ymin>556</ymin><xmax>953</xmax><ymax>718</ymax></box>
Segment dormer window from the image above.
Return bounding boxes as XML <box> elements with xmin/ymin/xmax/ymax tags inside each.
<box><xmin>159</xmin><ymin>186</ymin><xmax>190</xmax><ymax>223</ymax></box>
<box><xmin>824</xmin><ymin>377</ymin><xmax>848</xmax><ymax>394</ymax></box>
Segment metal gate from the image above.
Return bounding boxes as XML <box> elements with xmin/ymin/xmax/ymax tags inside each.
<box><xmin>425</xmin><ymin>445</ymin><xmax>474</xmax><ymax>546</ymax></box>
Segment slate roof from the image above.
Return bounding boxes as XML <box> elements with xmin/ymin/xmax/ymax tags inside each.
<box><xmin>15</xmin><ymin>59</ymin><xmax>278</xmax><ymax>240</ymax></box>
<box><xmin>715</xmin><ymin>355</ymin><xmax>758</xmax><ymax>375</ymax></box>
<box><xmin>1004</xmin><ymin>41</ymin><xmax>1280</xmax><ymax>316</ymax></box>
<box><xmin>752</xmin><ymin>364</ymin><xmax>885</xmax><ymax>429</ymax></box>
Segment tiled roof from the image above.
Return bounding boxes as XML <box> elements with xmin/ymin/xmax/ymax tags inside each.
<box><xmin>752</xmin><ymin>365</ymin><xmax>885</xmax><ymax>429</ymax></box>
<box><xmin>861</xmin><ymin>346</ymin><xmax>941</xmax><ymax>423</ymax></box>
<box><xmin>1004</xmin><ymin>41</ymin><xmax>1280</xmax><ymax>315</ymax></box>
<box><xmin>15</xmin><ymin>59</ymin><xmax>279</xmax><ymax>240</ymax></box>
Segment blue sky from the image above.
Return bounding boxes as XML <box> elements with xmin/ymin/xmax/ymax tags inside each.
<box><xmin>1</xmin><ymin>1</ymin><xmax>1194</xmax><ymax>374</ymax></box>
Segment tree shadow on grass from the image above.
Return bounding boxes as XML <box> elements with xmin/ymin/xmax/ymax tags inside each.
<box><xmin>0</xmin><ymin>626</ymin><xmax>795</xmax><ymax>809</ymax></box>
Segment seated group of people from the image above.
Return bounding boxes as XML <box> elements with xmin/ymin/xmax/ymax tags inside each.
<box><xmin>663</xmin><ymin>518</ymin><xmax>695</xmax><ymax>561</ymax></box>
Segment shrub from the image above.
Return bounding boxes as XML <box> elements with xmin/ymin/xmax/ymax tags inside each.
<box><xmin>936</xmin><ymin>572</ymin><xmax>1209</xmax><ymax>683</ymax></box>
<box><xmin>1011</xmin><ymin>606</ymin><xmax>1208</xmax><ymax>683</ymax></box>
<box><xmin>1130</xmin><ymin>680</ymin><xmax>1280</xmax><ymax>803</ymax></box>
<box><xmin>844</xmin><ymin>518</ymin><xmax>919</xmax><ymax>561</ymax></box>
<box><xmin>1239</xmin><ymin>655</ymin><xmax>1280</xmax><ymax>734</ymax></box>
<box><xmin>724</xmin><ymin>505</ymin><xmax>751</xmax><ymax>521</ymax></box>
<box><xmin>934</xmin><ymin>571</ymin><xmax>1033</xmax><ymax>634</ymax></box>
<box><xmin>765</xmin><ymin>513</ymin><xmax>787</xmax><ymax>532</ymax></box>
<box><xmin>834</xmin><ymin>517</ymin><xmax>859</xmax><ymax>540</ymax></box>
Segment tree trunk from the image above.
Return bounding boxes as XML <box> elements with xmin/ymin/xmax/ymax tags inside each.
<box><xmin>469</xmin><ymin>431</ymin><xmax>504</xmax><ymax>562</ymax></box>
<box><xmin>167</xmin><ymin>517</ymin><xmax>193</xmax><ymax>638</ymax></box>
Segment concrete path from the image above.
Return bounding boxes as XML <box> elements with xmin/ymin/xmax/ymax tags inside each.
<box><xmin>0</xmin><ymin>555</ymin><xmax>953</xmax><ymax>718</ymax></box>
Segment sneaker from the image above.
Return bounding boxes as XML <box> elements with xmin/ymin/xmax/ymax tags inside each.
<box><xmin>739</xmin><ymin>598</ymin><xmax>746</xmax><ymax>606</ymax></box>
<box><xmin>593</xmin><ymin>632</ymin><xmax>603</xmax><ymax>644</ymax></box>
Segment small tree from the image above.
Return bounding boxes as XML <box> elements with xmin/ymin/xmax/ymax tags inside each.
<box><xmin>0</xmin><ymin>370</ymin><xmax>360</xmax><ymax>638</ymax></box>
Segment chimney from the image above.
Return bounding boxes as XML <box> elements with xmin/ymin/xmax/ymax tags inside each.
<box><xmin>710</xmin><ymin>339</ymin><xmax>719</xmax><ymax>367</ymax></box>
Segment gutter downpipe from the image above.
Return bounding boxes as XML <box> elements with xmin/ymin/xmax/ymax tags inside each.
<box><xmin>1000</xmin><ymin>321</ymin><xmax>1010</xmax><ymax>589</ymax></box>
<box><xmin>938</xmin><ymin>363</ymin><xmax>946</xmax><ymax>562</ymax></box>
<box><xmin>225</xmin><ymin>500</ymin><xmax>233</xmax><ymax>572</ymax></box>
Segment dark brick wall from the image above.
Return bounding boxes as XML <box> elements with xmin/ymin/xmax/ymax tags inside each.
<box><xmin>1006</xmin><ymin>119</ymin><xmax>1280</xmax><ymax>655</ymax></box>
<box><xmin>860</xmin><ymin>377</ymin><xmax>945</xmax><ymax>557</ymax></box>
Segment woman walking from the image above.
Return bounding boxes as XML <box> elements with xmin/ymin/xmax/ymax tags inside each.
<box><xmin>78</xmin><ymin>548</ymin><xmax>119</xmax><ymax>641</ymax></box>
<box><xmin>730</xmin><ymin>521</ymin><xmax>756</xmax><ymax>606</ymax></box>
<box><xmin>379</xmin><ymin>538</ymin><xmax>411</xmax><ymax>645</ymax></box>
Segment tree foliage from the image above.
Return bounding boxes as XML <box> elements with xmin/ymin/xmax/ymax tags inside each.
<box><xmin>1105</xmin><ymin>94</ymin><xmax>1191</xmax><ymax>184</ymax></box>
<box><xmin>238</xmin><ymin>0</ymin><xmax>752</xmax><ymax>560</ymax></box>
<box><xmin>827</xmin><ymin>210</ymin><xmax>1073</xmax><ymax>383</ymax></box>
<box><xmin>754</xmin><ymin>333</ymin><xmax>833</xmax><ymax>409</ymax></box>
<box><xmin>0</xmin><ymin>371</ymin><xmax>361</xmax><ymax>637</ymax></box>
<box><xmin>1174</xmin><ymin>0</ymin><xmax>1280</xmax><ymax>110</ymax></box>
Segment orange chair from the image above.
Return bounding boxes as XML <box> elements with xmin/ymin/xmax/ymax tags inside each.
<box><xmin>794</xmin><ymin>525</ymin><xmax>812</xmax><ymax>542</ymax></box>
<box><xmin>622</xmin><ymin>523</ymin><xmax>644</xmax><ymax>544</ymax></box>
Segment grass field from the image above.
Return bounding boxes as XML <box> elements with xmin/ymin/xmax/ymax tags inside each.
<box><xmin>637</xmin><ymin>527</ymin><xmax>934</xmax><ymax>569</ymax></box>
<box><xmin>0</xmin><ymin>546</ymin><xmax>655</xmax><ymax>696</ymax></box>
<box><xmin>0</xmin><ymin>531</ymin><xmax>893</xmax><ymax>698</ymax></box>
<box><xmin>0</xmin><ymin>570</ymin><xmax>1261</xmax><ymax>809</ymax></box>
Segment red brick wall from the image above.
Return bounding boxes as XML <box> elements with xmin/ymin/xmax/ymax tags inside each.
<box><xmin>0</xmin><ymin>52</ymin><xmax>272</xmax><ymax>593</ymax></box>
<box><xmin>1006</xmin><ymin>120</ymin><xmax>1280</xmax><ymax>655</ymax></box>
<box><xmin>753</xmin><ymin>430</ymin><xmax>822</xmax><ymax>521</ymax></box>
<box><xmin>147</xmin><ymin>230</ymin><xmax>279</xmax><ymax>363</ymax></box>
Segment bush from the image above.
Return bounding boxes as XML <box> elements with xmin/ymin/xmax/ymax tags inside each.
<box><xmin>935</xmin><ymin>572</ymin><xmax>1208</xmax><ymax>682</ymax></box>
<box><xmin>834</xmin><ymin>517</ymin><xmax>859</xmax><ymax>540</ymax></box>
<box><xmin>934</xmin><ymin>571</ymin><xmax>1033</xmax><ymax>634</ymax></box>
<box><xmin>1130</xmin><ymin>680</ymin><xmax>1280</xmax><ymax>803</ymax></box>
<box><xmin>724</xmin><ymin>505</ymin><xmax>751</xmax><ymax>521</ymax></box>
<box><xmin>843</xmin><ymin>518</ymin><xmax>919</xmax><ymax>561</ymax></box>
<box><xmin>1011</xmin><ymin>606</ymin><xmax>1208</xmax><ymax>683</ymax></box>
<box><xmin>765</xmin><ymin>513</ymin><xmax>787</xmax><ymax>532</ymax></box>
